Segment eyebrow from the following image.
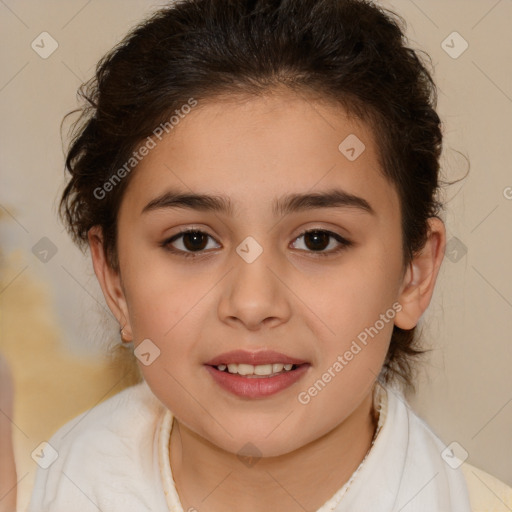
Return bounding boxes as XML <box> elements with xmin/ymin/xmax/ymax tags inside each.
<box><xmin>141</xmin><ymin>188</ymin><xmax>376</xmax><ymax>217</ymax></box>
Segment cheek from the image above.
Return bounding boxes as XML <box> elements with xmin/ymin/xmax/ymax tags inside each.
<box><xmin>296</xmin><ymin>242</ymin><xmax>400</xmax><ymax>371</ymax></box>
<box><xmin>121</xmin><ymin>247</ymin><xmax>210</xmax><ymax>337</ymax></box>
<box><xmin>302</xmin><ymin>256</ymin><xmax>400</xmax><ymax>338</ymax></box>
<box><xmin>121</xmin><ymin>257</ymin><xmax>214</xmax><ymax>386</ymax></box>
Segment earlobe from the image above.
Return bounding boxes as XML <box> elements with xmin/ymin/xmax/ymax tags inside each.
<box><xmin>394</xmin><ymin>217</ymin><xmax>446</xmax><ymax>331</ymax></box>
<box><xmin>88</xmin><ymin>226</ymin><xmax>133</xmax><ymax>340</ymax></box>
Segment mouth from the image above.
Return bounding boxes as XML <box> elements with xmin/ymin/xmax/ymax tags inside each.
<box><xmin>203</xmin><ymin>350</ymin><xmax>311</xmax><ymax>398</ymax></box>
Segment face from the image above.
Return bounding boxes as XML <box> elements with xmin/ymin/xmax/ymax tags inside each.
<box><xmin>91</xmin><ymin>89</ymin><xmax>442</xmax><ymax>458</ymax></box>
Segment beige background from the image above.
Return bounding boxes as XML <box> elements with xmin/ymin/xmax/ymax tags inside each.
<box><xmin>1</xmin><ymin>0</ymin><xmax>511</xmax><ymax>509</ymax></box>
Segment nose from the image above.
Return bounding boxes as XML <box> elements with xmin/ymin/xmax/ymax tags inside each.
<box><xmin>217</xmin><ymin>245</ymin><xmax>292</xmax><ymax>331</ymax></box>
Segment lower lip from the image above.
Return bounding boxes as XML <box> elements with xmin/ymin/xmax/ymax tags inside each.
<box><xmin>204</xmin><ymin>364</ymin><xmax>310</xmax><ymax>398</ymax></box>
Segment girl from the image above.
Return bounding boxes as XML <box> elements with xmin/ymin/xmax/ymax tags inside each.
<box><xmin>22</xmin><ymin>0</ymin><xmax>511</xmax><ymax>510</ymax></box>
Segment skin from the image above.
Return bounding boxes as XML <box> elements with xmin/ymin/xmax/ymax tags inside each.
<box><xmin>89</xmin><ymin>88</ymin><xmax>445</xmax><ymax>512</ymax></box>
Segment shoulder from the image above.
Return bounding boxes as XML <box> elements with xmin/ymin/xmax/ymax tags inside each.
<box><xmin>387</xmin><ymin>387</ymin><xmax>512</xmax><ymax>512</ymax></box>
<box><xmin>47</xmin><ymin>380</ymin><xmax>162</xmax><ymax>446</ymax></box>
<box><xmin>461</xmin><ymin>462</ymin><xmax>512</xmax><ymax>512</ymax></box>
<box><xmin>28</xmin><ymin>380</ymin><xmax>168</xmax><ymax>512</ymax></box>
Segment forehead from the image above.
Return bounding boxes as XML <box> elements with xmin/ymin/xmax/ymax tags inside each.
<box><xmin>120</xmin><ymin>90</ymin><xmax>399</xmax><ymax>221</ymax></box>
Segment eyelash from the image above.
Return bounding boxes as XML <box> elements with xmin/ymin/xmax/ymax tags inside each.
<box><xmin>160</xmin><ymin>228</ymin><xmax>353</xmax><ymax>259</ymax></box>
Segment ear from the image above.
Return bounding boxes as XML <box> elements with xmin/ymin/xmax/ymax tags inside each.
<box><xmin>88</xmin><ymin>226</ymin><xmax>133</xmax><ymax>341</ymax></box>
<box><xmin>394</xmin><ymin>217</ymin><xmax>446</xmax><ymax>330</ymax></box>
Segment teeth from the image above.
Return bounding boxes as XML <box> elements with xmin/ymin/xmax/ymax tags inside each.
<box><xmin>255</xmin><ymin>364</ymin><xmax>274</xmax><ymax>375</ymax></box>
<box><xmin>217</xmin><ymin>363</ymin><xmax>296</xmax><ymax>376</ymax></box>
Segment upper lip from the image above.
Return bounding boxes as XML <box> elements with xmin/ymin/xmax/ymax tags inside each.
<box><xmin>204</xmin><ymin>350</ymin><xmax>308</xmax><ymax>366</ymax></box>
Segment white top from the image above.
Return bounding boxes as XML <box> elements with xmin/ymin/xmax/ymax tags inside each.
<box><xmin>28</xmin><ymin>381</ymin><xmax>170</xmax><ymax>511</ymax></box>
<box><xmin>27</xmin><ymin>379</ymin><xmax>503</xmax><ymax>512</ymax></box>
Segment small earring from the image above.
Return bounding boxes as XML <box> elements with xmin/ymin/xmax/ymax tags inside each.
<box><xmin>120</xmin><ymin>327</ymin><xmax>133</xmax><ymax>348</ymax></box>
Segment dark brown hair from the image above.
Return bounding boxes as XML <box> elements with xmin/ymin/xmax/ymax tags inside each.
<box><xmin>60</xmin><ymin>0</ymin><xmax>449</xmax><ymax>390</ymax></box>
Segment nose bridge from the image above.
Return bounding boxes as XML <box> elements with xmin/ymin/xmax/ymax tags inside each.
<box><xmin>232</xmin><ymin>236</ymin><xmax>279</xmax><ymax>303</ymax></box>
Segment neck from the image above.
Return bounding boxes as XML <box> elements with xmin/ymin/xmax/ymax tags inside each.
<box><xmin>169</xmin><ymin>389</ymin><xmax>378</xmax><ymax>512</ymax></box>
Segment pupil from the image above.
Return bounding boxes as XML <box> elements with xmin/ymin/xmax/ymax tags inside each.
<box><xmin>184</xmin><ymin>231</ymin><xmax>207</xmax><ymax>251</ymax></box>
<box><xmin>305</xmin><ymin>231</ymin><xmax>328</xmax><ymax>251</ymax></box>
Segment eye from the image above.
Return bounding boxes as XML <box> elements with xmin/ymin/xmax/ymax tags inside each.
<box><xmin>161</xmin><ymin>228</ymin><xmax>352</xmax><ymax>259</ymax></box>
<box><xmin>161</xmin><ymin>229</ymin><xmax>221</xmax><ymax>258</ymax></box>
<box><xmin>290</xmin><ymin>229</ymin><xmax>352</xmax><ymax>256</ymax></box>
